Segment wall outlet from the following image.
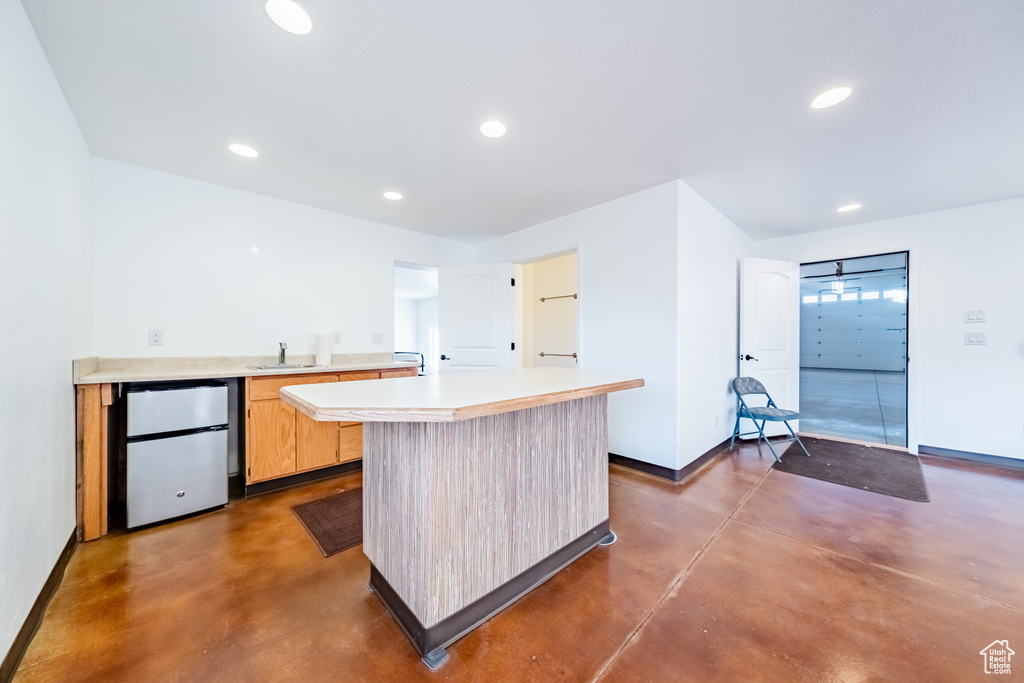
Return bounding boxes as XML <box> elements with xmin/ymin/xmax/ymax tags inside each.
<box><xmin>331</xmin><ymin>333</ymin><xmax>342</xmax><ymax>345</ymax></box>
<box><xmin>371</xmin><ymin>332</ymin><xmax>384</xmax><ymax>345</ymax></box>
<box><xmin>149</xmin><ymin>329</ymin><xmax>164</xmax><ymax>346</ymax></box>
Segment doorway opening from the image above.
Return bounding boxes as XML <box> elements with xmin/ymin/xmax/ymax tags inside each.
<box><xmin>516</xmin><ymin>251</ymin><xmax>579</xmax><ymax>368</ymax></box>
<box><xmin>394</xmin><ymin>261</ymin><xmax>439</xmax><ymax>375</ymax></box>
<box><xmin>798</xmin><ymin>252</ymin><xmax>908</xmax><ymax>447</ymax></box>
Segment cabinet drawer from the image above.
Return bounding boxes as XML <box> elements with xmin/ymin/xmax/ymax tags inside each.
<box><xmin>338</xmin><ymin>371</ymin><xmax>381</xmax><ymax>382</ymax></box>
<box><xmin>339</xmin><ymin>424</ymin><xmax>363</xmax><ymax>463</ymax></box>
<box><xmin>249</xmin><ymin>373</ymin><xmax>339</xmax><ymax>401</ymax></box>
<box><xmin>381</xmin><ymin>367</ymin><xmax>418</xmax><ymax>378</ymax></box>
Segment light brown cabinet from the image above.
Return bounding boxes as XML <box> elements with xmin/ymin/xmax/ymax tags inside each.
<box><xmin>247</xmin><ymin>398</ymin><xmax>297</xmax><ymax>481</ymax></box>
<box><xmin>244</xmin><ymin>367</ymin><xmax>416</xmax><ymax>484</ymax></box>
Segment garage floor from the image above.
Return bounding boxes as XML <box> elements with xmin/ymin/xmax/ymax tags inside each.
<box><xmin>799</xmin><ymin>367</ymin><xmax>907</xmax><ymax>447</ymax></box>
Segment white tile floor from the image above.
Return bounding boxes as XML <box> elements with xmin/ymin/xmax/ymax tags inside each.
<box><xmin>799</xmin><ymin>367</ymin><xmax>907</xmax><ymax>447</ymax></box>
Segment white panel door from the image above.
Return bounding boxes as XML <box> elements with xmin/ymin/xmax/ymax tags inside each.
<box><xmin>739</xmin><ymin>257</ymin><xmax>800</xmax><ymax>436</ymax></box>
<box><xmin>438</xmin><ymin>264</ymin><xmax>513</xmax><ymax>374</ymax></box>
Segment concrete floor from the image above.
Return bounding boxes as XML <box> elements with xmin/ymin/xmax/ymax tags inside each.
<box><xmin>15</xmin><ymin>442</ymin><xmax>1024</xmax><ymax>681</ymax></box>
<box><xmin>800</xmin><ymin>367</ymin><xmax>907</xmax><ymax>447</ymax></box>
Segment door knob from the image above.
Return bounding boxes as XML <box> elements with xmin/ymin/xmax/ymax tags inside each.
<box><xmin>440</xmin><ymin>354</ymin><xmax>451</xmax><ymax>361</ymax></box>
<box><xmin>740</xmin><ymin>354</ymin><xmax>759</xmax><ymax>361</ymax></box>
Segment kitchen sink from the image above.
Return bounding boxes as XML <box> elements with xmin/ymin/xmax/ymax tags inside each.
<box><xmin>247</xmin><ymin>364</ymin><xmax>320</xmax><ymax>370</ymax></box>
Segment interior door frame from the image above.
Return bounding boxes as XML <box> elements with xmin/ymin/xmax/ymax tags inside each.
<box><xmin>511</xmin><ymin>243</ymin><xmax>582</xmax><ymax>369</ymax></box>
<box><xmin>797</xmin><ymin>249</ymin><xmax>916</xmax><ymax>454</ymax></box>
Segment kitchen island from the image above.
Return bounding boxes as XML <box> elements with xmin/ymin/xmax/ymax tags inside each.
<box><xmin>280</xmin><ymin>367</ymin><xmax>644</xmax><ymax>669</ymax></box>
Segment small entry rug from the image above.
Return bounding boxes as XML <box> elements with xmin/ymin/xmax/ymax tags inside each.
<box><xmin>292</xmin><ymin>487</ymin><xmax>363</xmax><ymax>557</ymax></box>
<box><xmin>772</xmin><ymin>437</ymin><xmax>930</xmax><ymax>502</ymax></box>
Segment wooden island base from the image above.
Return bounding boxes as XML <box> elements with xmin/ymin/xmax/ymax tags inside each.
<box><xmin>362</xmin><ymin>394</ymin><xmax>612</xmax><ymax>668</ymax></box>
<box><xmin>281</xmin><ymin>368</ymin><xmax>644</xmax><ymax>669</ymax></box>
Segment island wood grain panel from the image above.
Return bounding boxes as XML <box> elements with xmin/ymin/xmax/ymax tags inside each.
<box><xmin>249</xmin><ymin>373</ymin><xmax>339</xmax><ymax>401</ymax></box>
<box><xmin>363</xmin><ymin>394</ymin><xmax>608</xmax><ymax>627</ymax></box>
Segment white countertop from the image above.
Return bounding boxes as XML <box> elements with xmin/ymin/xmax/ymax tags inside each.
<box><xmin>75</xmin><ymin>356</ymin><xmax>418</xmax><ymax>384</ymax></box>
<box><xmin>280</xmin><ymin>367</ymin><xmax>644</xmax><ymax>422</ymax></box>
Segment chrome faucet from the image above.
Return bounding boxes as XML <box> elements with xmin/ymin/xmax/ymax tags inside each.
<box><xmin>278</xmin><ymin>342</ymin><xmax>287</xmax><ymax>365</ymax></box>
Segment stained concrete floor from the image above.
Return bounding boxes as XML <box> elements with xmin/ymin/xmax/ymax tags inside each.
<box><xmin>800</xmin><ymin>367</ymin><xmax>907</xmax><ymax>447</ymax></box>
<box><xmin>16</xmin><ymin>441</ymin><xmax>1024</xmax><ymax>682</ymax></box>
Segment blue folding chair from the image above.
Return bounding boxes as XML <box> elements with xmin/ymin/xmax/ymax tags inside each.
<box><xmin>729</xmin><ymin>377</ymin><xmax>811</xmax><ymax>462</ymax></box>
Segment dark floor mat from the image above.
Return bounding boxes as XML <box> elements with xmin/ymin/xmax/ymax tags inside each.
<box><xmin>292</xmin><ymin>487</ymin><xmax>363</xmax><ymax>556</ymax></box>
<box><xmin>772</xmin><ymin>437</ymin><xmax>929</xmax><ymax>502</ymax></box>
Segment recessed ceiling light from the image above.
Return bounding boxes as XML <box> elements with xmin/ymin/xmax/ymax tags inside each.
<box><xmin>837</xmin><ymin>203</ymin><xmax>862</xmax><ymax>212</ymax></box>
<box><xmin>265</xmin><ymin>0</ymin><xmax>312</xmax><ymax>35</ymax></box>
<box><xmin>811</xmin><ymin>86</ymin><xmax>853</xmax><ymax>109</ymax></box>
<box><xmin>228</xmin><ymin>143</ymin><xmax>258</xmax><ymax>158</ymax></box>
<box><xmin>480</xmin><ymin>120</ymin><xmax>507</xmax><ymax>138</ymax></box>
<box><xmin>383</xmin><ymin>191</ymin><xmax>403</xmax><ymax>201</ymax></box>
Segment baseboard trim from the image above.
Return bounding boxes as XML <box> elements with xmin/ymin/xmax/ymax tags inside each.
<box><xmin>1</xmin><ymin>529</ymin><xmax>77</xmax><ymax>683</ymax></box>
<box><xmin>244</xmin><ymin>459</ymin><xmax>363</xmax><ymax>497</ymax></box>
<box><xmin>609</xmin><ymin>438</ymin><xmax>732</xmax><ymax>483</ymax></box>
<box><xmin>918</xmin><ymin>445</ymin><xmax>1024</xmax><ymax>471</ymax></box>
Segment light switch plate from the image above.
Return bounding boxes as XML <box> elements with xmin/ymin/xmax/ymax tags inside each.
<box><xmin>964</xmin><ymin>309</ymin><xmax>986</xmax><ymax>323</ymax></box>
<box><xmin>964</xmin><ymin>332</ymin><xmax>987</xmax><ymax>345</ymax></box>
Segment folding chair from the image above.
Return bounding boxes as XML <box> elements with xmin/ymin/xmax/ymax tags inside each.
<box><xmin>729</xmin><ymin>377</ymin><xmax>811</xmax><ymax>463</ymax></box>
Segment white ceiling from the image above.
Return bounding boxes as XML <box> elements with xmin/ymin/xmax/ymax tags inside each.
<box><xmin>21</xmin><ymin>0</ymin><xmax>1024</xmax><ymax>243</ymax></box>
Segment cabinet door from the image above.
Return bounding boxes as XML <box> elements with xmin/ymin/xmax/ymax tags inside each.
<box><xmin>296</xmin><ymin>411</ymin><xmax>338</xmax><ymax>472</ymax></box>
<box><xmin>339</xmin><ymin>424</ymin><xmax>363</xmax><ymax>464</ymax></box>
<box><xmin>247</xmin><ymin>399</ymin><xmax>296</xmax><ymax>482</ymax></box>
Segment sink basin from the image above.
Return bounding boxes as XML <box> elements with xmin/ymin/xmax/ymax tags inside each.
<box><xmin>247</xmin><ymin>364</ymin><xmax>319</xmax><ymax>370</ymax></box>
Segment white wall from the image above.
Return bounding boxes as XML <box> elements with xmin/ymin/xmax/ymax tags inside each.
<box><xmin>0</xmin><ymin>0</ymin><xmax>93</xmax><ymax>660</ymax></box>
<box><xmin>676</xmin><ymin>182</ymin><xmax>756</xmax><ymax>467</ymax></box>
<box><xmin>394</xmin><ymin>298</ymin><xmax>418</xmax><ymax>352</ymax></box>
<box><xmin>92</xmin><ymin>159</ymin><xmax>473</xmax><ymax>358</ymax></box>
<box><xmin>523</xmin><ymin>253</ymin><xmax>578</xmax><ymax>369</ymax></box>
<box><xmin>758</xmin><ymin>197</ymin><xmax>1024</xmax><ymax>460</ymax></box>
<box><xmin>475</xmin><ymin>182</ymin><xmax>680</xmax><ymax>468</ymax></box>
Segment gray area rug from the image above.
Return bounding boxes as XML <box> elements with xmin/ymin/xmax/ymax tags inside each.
<box><xmin>772</xmin><ymin>436</ymin><xmax>929</xmax><ymax>502</ymax></box>
<box><xmin>292</xmin><ymin>487</ymin><xmax>363</xmax><ymax>557</ymax></box>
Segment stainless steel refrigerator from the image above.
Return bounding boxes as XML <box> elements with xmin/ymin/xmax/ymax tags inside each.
<box><xmin>126</xmin><ymin>381</ymin><xmax>229</xmax><ymax>528</ymax></box>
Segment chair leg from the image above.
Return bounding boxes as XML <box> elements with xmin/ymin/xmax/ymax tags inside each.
<box><xmin>754</xmin><ymin>419</ymin><xmax>782</xmax><ymax>463</ymax></box>
<box><xmin>785</xmin><ymin>421</ymin><xmax>811</xmax><ymax>457</ymax></box>
<box><xmin>729</xmin><ymin>414</ymin><xmax>741</xmax><ymax>449</ymax></box>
